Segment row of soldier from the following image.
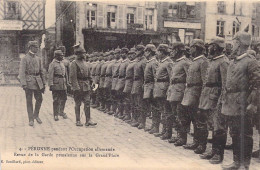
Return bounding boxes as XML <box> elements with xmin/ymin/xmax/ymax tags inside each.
<box><xmin>19</xmin><ymin>30</ymin><xmax>260</xmax><ymax>170</ymax></box>
<box><xmin>84</xmin><ymin>33</ymin><xmax>259</xmax><ymax>170</ymax></box>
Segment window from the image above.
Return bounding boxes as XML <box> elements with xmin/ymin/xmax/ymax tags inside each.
<box><xmin>86</xmin><ymin>10</ymin><xmax>96</xmax><ymax>28</ymax></box>
<box><xmin>233</xmin><ymin>2</ymin><xmax>242</xmax><ymax>15</ymax></box>
<box><xmin>187</xmin><ymin>2</ymin><xmax>196</xmax><ymax>18</ymax></box>
<box><xmin>127</xmin><ymin>13</ymin><xmax>134</xmax><ymax>24</ymax></box>
<box><xmin>232</xmin><ymin>21</ymin><xmax>240</xmax><ymax>36</ymax></box>
<box><xmin>179</xmin><ymin>3</ymin><xmax>187</xmax><ymax>19</ymax></box>
<box><xmin>5</xmin><ymin>1</ymin><xmax>20</xmax><ymax>20</ymax></box>
<box><xmin>107</xmin><ymin>12</ymin><xmax>116</xmax><ymax>28</ymax></box>
<box><xmin>185</xmin><ymin>32</ymin><xmax>194</xmax><ymax>45</ymax></box>
<box><xmin>217</xmin><ymin>1</ymin><xmax>226</xmax><ymax>14</ymax></box>
<box><xmin>216</xmin><ymin>21</ymin><xmax>225</xmax><ymax>37</ymax></box>
<box><xmin>145</xmin><ymin>9</ymin><xmax>153</xmax><ymax>30</ymax></box>
<box><xmin>252</xmin><ymin>4</ymin><xmax>257</xmax><ymax>19</ymax></box>
<box><xmin>168</xmin><ymin>3</ymin><xmax>178</xmax><ymax>17</ymax></box>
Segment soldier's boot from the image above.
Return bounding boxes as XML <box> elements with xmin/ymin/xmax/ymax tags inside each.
<box><xmin>125</xmin><ymin>117</ymin><xmax>133</xmax><ymax>124</ymax></box>
<box><xmin>200</xmin><ymin>150</ymin><xmax>215</xmax><ymax>160</ymax></box>
<box><xmin>160</xmin><ymin>128</ymin><xmax>172</xmax><ymax>140</ymax></box>
<box><xmin>174</xmin><ymin>133</ymin><xmax>187</xmax><ymax>146</ymax></box>
<box><xmin>123</xmin><ymin>113</ymin><xmax>131</xmax><ymax>121</ymax></box>
<box><xmin>209</xmin><ymin>151</ymin><xmax>223</xmax><ymax>164</ymax></box>
<box><xmin>154</xmin><ymin>125</ymin><xmax>166</xmax><ymax>137</ymax></box>
<box><xmin>194</xmin><ymin>129</ymin><xmax>208</xmax><ymax>154</ymax></box>
<box><xmin>252</xmin><ymin>140</ymin><xmax>260</xmax><ymax>158</ymax></box>
<box><xmin>137</xmin><ymin>123</ymin><xmax>145</xmax><ymax>130</ymax></box>
<box><xmin>145</xmin><ymin>123</ymin><xmax>154</xmax><ymax>132</ymax></box>
<box><xmin>131</xmin><ymin>119</ymin><xmax>139</xmax><ymax>127</ymax></box>
<box><xmin>183</xmin><ymin>139</ymin><xmax>199</xmax><ymax>150</ymax></box>
<box><xmin>168</xmin><ymin>132</ymin><xmax>180</xmax><ymax>143</ymax></box>
<box><xmin>100</xmin><ymin>101</ymin><xmax>106</xmax><ymax>111</ymax></box>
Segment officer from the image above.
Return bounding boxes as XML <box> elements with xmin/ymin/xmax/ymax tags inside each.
<box><xmin>221</xmin><ymin>31</ymin><xmax>260</xmax><ymax>170</ymax></box>
<box><xmin>69</xmin><ymin>47</ymin><xmax>97</xmax><ymax>127</ymax></box>
<box><xmin>123</xmin><ymin>47</ymin><xmax>137</xmax><ymax>123</ymax></box>
<box><xmin>48</xmin><ymin>50</ymin><xmax>68</xmax><ymax>121</ymax></box>
<box><xmin>111</xmin><ymin>47</ymin><xmax>122</xmax><ymax>117</ymax></box>
<box><xmin>19</xmin><ymin>41</ymin><xmax>45</xmax><ymax>126</ymax></box>
<box><xmin>115</xmin><ymin>47</ymin><xmax>130</xmax><ymax>119</ymax></box>
<box><xmin>131</xmin><ymin>44</ymin><xmax>147</xmax><ymax>128</ymax></box>
<box><xmin>198</xmin><ymin>37</ymin><xmax>229</xmax><ymax>164</ymax></box>
<box><xmin>153</xmin><ymin>44</ymin><xmax>173</xmax><ymax>139</ymax></box>
<box><xmin>95</xmin><ymin>52</ymin><xmax>105</xmax><ymax>110</ymax></box>
<box><xmin>167</xmin><ymin>42</ymin><xmax>191</xmax><ymax>145</ymax></box>
<box><xmin>181</xmin><ymin>39</ymin><xmax>209</xmax><ymax>154</ymax></box>
<box><xmin>99</xmin><ymin>52</ymin><xmax>110</xmax><ymax>111</ymax></box>
<box><xmin>143</xmin><ymin>44</ymin><xmax>159</xmax><ymax>132</ymax></box>
<box><xmin>104</xmin><ymin>51</ymin><xmax>116</xmax><ymax>115</ymax></box>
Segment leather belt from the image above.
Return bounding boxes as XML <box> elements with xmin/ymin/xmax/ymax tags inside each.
<box><xmin>78</xmin><ymin>77</ymin><xmax>90</xmax><ymax>81</ymax></box>
<box><xmin>126</xmin><ymin>77</ymin><xmax>132</xmax><ymax>80</ymax></box>
<box><xmin>156</xmin><ymin>79</ymin><xmax>169</xmax><ymax>83</ymax></box>
<box><xmin>187</xmin><ymin>83</ymin><xmax>202</xmax><ymax>87</ymax></box>
<box><xmin>27</xmin><ymin>73</ymin><xmax>40</xmax><ymax>76</ymax></box>
<box><xmin>205</xmin><ymin>82</ymin><xmax>221</xmax><ymax>87</ymax></box>
<box><xmin>54</xmin><ymin>74</ymin><xmax>64</xmax><ymax>78</ymax></box>
<box><xmin>144</xmin><ymin>80</ymin><xmax>154</xmax><ymax>84</ymax></box>
<box><xmin>105</xmin><ymin>75</ymin><xmax>112</xmax><ymax>77</ymax></box>
<box><xmin>119</xmin><ymin>76</ymin><xmax>125</xmax><ymax>79</ymax></box>
<box><xmin>171</xmin><ymin>80</ymin><xmax>186</xmax><ymax>84</ymax></box>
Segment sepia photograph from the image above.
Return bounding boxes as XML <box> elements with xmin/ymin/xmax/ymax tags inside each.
<box><xmin>0</xmin><ymin>0</ymin><xmax>260</xmax><ymax>169</ymax></box>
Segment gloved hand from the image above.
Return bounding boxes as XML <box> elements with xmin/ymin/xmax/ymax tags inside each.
<box><xmin>41</xmin><ymin>86</ymin><xmax>45</xmax><ymax>94</ymax></box>
<box><xmin>49</xmin><ymin>85</ymin><xmax>54</xmax><ymax>91</ymax></box>
<box><xmin>22</xmin><ymin>85</ymin><xmax>27</xmax><ymax>90</ymax></box>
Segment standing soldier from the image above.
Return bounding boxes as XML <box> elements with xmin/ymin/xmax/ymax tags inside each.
<box><xmin>104</xmin><ymin>51</ymin><xmax>116</xmax><ymax>115</ymax></box>
<box><xmin>90</xmin><ymin>54</ymin><xmax>98</xmax><ymax>107</ymax></box>
<box><xmin>111</xmin><ymin>48</ymin><xmax>122</xmax><ymax>117</ymax></box>
<box><xmin>143</xmin><ymin>44</ymin><xmax>159</xmax><ymax>132</ymax></box>
<box><xmin>123</xmin><ymin>47</ymin><xmax>137</xmax><ymax>122</ymax></box>
<box><xmin>19</xmin><ymin>41</ymin><xmax>45</xmax><ymax>126</ymax></box>
<box><xmin>167</xmin><ymin>42</ymin><xmax>191</xmax><ymax>146</ymax></box>
<box><xmin>115</xmin><ymin>47</ymin><xmax>130</xmax><ymax>119</ymax></box>
<box><xmin>48</xmin><ymin>50</ymin><xmax>68</xmax><ymax>121</ymax></box>
<box><xmin>69</xmin><ymin>47</ymin><xmax>97</xmax><ymax>127</ymax></box>
<box><xmin>95</xmin><ymin>53</ymin><xmax>105</xmax><ymax>110</ymax></box>
<box><xmin>153</xmin><ymin>44</ymin><xmax>173</xmax><ymax>139</ymax></box>
<box><xmin>221</xmin><ymin>32</ymin><xmax>260</xmax><ymax>170</ymax></box>
<box><xmin>131</xmin><ymin>44</ymin><xmax>147</xmax><ymax>128</ymax></box>
<box><xmin>99</xmin><ymin>52</ymin><xmax>109</xmax><ymax>111</ymax></box>
<box><xmin>198</xmin><ymin>37</ymin><xmax>229</xmax><ymax>164</ymax></box>
<box><xmin>181</xmin><ymin>39</ymin><xmax>209</xmax><ymax>154</ymax></box>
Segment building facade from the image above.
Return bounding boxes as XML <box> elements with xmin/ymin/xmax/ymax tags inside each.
<box><xmin>157</xmin><ymin>2</ymin><xmax>205</xmax><ymax>45</ymax></box>
<box><xmin>0</xmin><ymin>0</ymin><xmax>45</xmax><ymax>82</ymax></box>
<box><xmin>56</xmin><ymin>1</ymin><xmax>158</xmax><ymax>54</ymax></box>
<box><xmin>204</xmin><ymin>1</ymin><xmax>252</xmax><ymax>43</ymax></box>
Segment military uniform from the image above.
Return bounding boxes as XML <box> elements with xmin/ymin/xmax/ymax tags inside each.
<box><xmin>143</xmin><ymin>56</ymin><xmax>158</xmax><ymax>131</ymax></box>
<box><xmin>181</xmin><ymin>50</ymin><xmax>209</xmax><ymax>152</ymax></box>
<box><xmin>99</xmin><ymin>56</ymin><xmax>109</xmax><ymax>111</ymax></box>
<box><xmin>167</xmin><ymin>55</ymin><xmax>191</xmax><ymax>144</ymax></box>
<box><xmin>19</xmin><ymin>41</ymin><xmax>45</xmax><ymax>126</ymax></box>
<box><xmin>95</xmin><ymin>57</ymin><xmax>105</xmax><ymax>109</ymax></box>
<box><xmin>90</xmin><ymin>59</ymin><xmax>98</xmax><ymax>106</ymax></box>
<box><xmin>115</xmin><ymin>57</ymin><xmax>130</xmax><ymax>118</ymax></box>
<box><xmin>111</xmin><ymin>58</ymin><xmax>122</xmax><ymax>116</ymax></box>
<box><xmin>123</xmin><ymin>58</ymin><xmax>136</xmax><ymax>122</ymax></box>
<box><xmin>221</xmin><ymin>53</ymin><xmax>260</xmax><ymax>168</ymax></box>
<box><xmin>131</xmin><ymin>55</ymin><xmax>147</xmax><ymax>127</ymax></box>
<box><xmin>153</xmin><ymin>56</ymin><xmax>173</xmax><ymax>138</ymax></box>
<box><xmin>104</xmin><ymin>58</ymin><xmax>116</xmax><ymax>114</ymax></box>
<box><xmin>48</xmin><ymin>50</ymin><xmax>68</xmax><ymax>120</ymax></box>
<box><xmin>69</xmin><ymin>48</ymin><xmax>96</xmax><ymax>126</ymax></box>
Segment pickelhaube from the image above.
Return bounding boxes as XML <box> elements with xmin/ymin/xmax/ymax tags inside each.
<box><xmin>74</xmin><ymin>47</ymin><xmax>86</xmax><ymax>55</ymax></box>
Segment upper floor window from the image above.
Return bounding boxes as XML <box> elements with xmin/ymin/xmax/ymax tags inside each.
<box><xmin>127</xmin><ymin>7</ymin><xmax>135</xmax><ymax>24</ymax></box>
<box><xmin>85</xmin><ymin>3</ymin><xmax>97</xmax><ymax>28</ymax></box>
<box><xmin>145</xmin><ymin>9</ymin><xmax>153</xmax><ymax>30</ymax></box>
<box><xmin>5</xmin><ymin>1</ymin><xmax>20</xmax><ymax>20</ymax></box>
<box><xmin>217</xmin><ymin>1</ymin><xmax>226</xmax><ymax>14</ymax></box>
<box><xmin>168</xmin><ymin>3</ymin><xmax>178</xmax><ymax>17</ymax></box>
<box><xmin>233</xmin><ymin>1</ymin><xmax>242</xmax><ymax>15</ymax></box>
<box><xmin>107</xmin><ymin>5</ymin><xmax>116</xmax><ymax>29</ymax></box>
<box><xmin>232</xmin><ymin>21</ymin><xmax>240</xmax><ymax>36</ymax></box>
<box><xmin>216</xmin><ymin>20</ymin><xmax>225</xmax><ymax>37</ymax></box>
<box><xmin>187</xmin><ymin>2</ymin><xmax>196</xmax><ymax>18</ymax></box>
<box><xmin>252</xmin><ymin>4</ymin><xmax>257</xmax><ymax>19</ymax></box>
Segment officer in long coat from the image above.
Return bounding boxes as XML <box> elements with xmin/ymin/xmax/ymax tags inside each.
<box><xmin>69</xmin><ymin>47</ymin><xmax>97</xmax><ymax>127</ymax></box>
<box><xmin>198</xmin><ymin>37</ymin><xmax>229</xmax><ymax>164</ymax></box>
<box><xmin>104</xmin><ymin>51</ymin><xmax>116</xmax><ymax>115</ymax></box>
<box><xmin>153</xmin><ymin>44</ymin><xmax>173</xmax><ymax>139</ymax></box>
<box><xmin>115</xmin><ymin>47</ymin><xmax>130</xmax><ymax>119</ymax></box>
<box><xmin>181</xmin><ymin>39</ymin><xmax>209</xmax><ymax>154</ymax></box>
<box><xmin>143</xmin><ymin>44</ymin><xmax>159</xmax><ymax>133</ymax></box>
<box><xmin>131</xmin><ymin>44</ymin><xmax>147</xmax><ymax>129</ymax></box>
<box><xmin>123</xmin><ymin>47</ymin><xmax>137</xmax><ymax>122</ymax></box>
<box><xmin>111</xmin><ymin>48</ymin><xmax>122</xmax><ymax>117</ymax></box>
<box><xmin>48</xmin><ymin>50</ymin><xmax>68</xmax><ymax>121</ymax></box>
<box><xmin>19</xmin><ymin>41</ymin><xmax>46</xmax><ymax>126</ymax></box>
<box><xmin>221</xmin><ymin>32</ymin><xmax>260</xmax><ymax>170</ymax></box>
<box><xmin>167</xmin><ymin>42</ymin><xmax>191</xmax><ymax>146</ymax></box>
